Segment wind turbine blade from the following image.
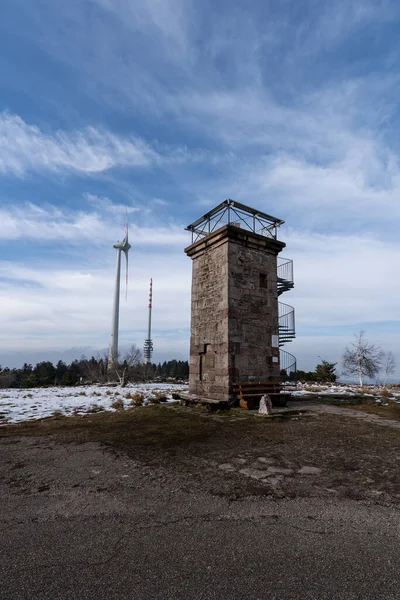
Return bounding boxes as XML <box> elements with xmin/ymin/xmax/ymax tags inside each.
<box><xmin>125</xmin><ymin>207</ymin><xmax>129</xmax><ymax>241</ymax></box>
<box><xmin>125</xmin><ymin>250</ymin><xmax>128</xmax><ymax>301</ymax></box>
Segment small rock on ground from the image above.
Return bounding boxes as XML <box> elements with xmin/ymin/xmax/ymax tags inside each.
<box><xmin>298</xmin><ymin>466</ymin><xmax>322</xmax><ymax>475</ymax></box>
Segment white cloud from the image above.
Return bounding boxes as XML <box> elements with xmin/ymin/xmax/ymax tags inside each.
<box><xmin>84</xmin><ymin>193</ymin><xmax>140</xmax><ymax>215</ymax></box>
<box><xmin>0</xmin><ymin>250</ymin><xmax>191</xmax><ymax>352</ymax></box>
<box><xmin>311</xmin><ymin>0</ymin><xmax>399</xmax><ymax>49</ymax></box>
<box><xmin>0</xmin><ymin>223</ymin><xmax>399</xmax><ymax>373</ymax></box>
<box><xmin>285</xmin><ymin>230</ymin><xmax>400</xmax><ymax>326</ymax></box>
<box><xmin>0</xmin><ymin>112</ymin><xmax>213</xmax><ymax>177</ymax></box>
<box><xmin>0</xmin><ymin>202</ymin><xmax>189</xmax><ymax>245</ymax></box>
<box><xmin>0</xmin><ymin>112</ymin><xmax>160</xmax><ymax>176</ymax></box>
<box><xmin>96</xmin><ymin>0</ymin><xmax>192</xmax><ymax>57</ymax></box>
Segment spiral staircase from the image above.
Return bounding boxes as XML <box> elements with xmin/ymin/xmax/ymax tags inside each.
<box><xmin>277</xmin><ymin>257</ymin><xmax>297</xmax><ymax>382</ymax></box>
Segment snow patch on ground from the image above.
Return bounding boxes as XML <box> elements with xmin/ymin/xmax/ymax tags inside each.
<box><xmin>0</xmin><ymin>383</ymin><xmax>189</xmax><ymax>425</ymax></box>
<box><xmin>290</xmin><ymin>383</ymin><xmax>400</xmax><ymax>403</ymax></box>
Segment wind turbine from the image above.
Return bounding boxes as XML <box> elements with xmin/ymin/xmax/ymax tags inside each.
<box><xmin>108</xmin><ymin>211</ymin><xmax>131</xmax><ymax>370</ymax></box>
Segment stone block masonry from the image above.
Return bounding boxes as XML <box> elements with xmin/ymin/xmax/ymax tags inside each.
<box><xmin>185</xmin><ymin>224</ymin><xmax>285</xmax><ymax>402</ymax></box>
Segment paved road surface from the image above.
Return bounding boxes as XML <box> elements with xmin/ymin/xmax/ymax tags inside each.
<box><xmin>1</xmin><ymin>437</ymin><xmax>399</xmax><ymax>600</ymax></box>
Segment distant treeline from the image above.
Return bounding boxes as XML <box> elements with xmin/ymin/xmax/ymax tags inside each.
<box><xmin>0</xmin><ymin>357</ymin><xmax>189</xmax><ymax>389</ymax></box>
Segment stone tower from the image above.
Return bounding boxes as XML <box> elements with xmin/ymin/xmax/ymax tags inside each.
<box><xmin>185</xmin><ymin>200</ymin><xmax>288</xmax><ymax>402</ymax></box>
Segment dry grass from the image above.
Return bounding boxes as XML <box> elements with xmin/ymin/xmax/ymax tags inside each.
<box><xmin>110</xmin><ymin>398</ymin><xmax>124</xmax><ymax>410</ymax></box>
<box><xmin>128</xmin><ymin>392</ymin><xmax>144</xmax><ymax>407</ymax></box>
<box><xmin>1</xmin><ymin>404</ymin><xmax>400</xmax><ymax>504</ymax></box>
<box><xmin>51</xmin><ymin>410</ymin><xmax>63</xmax><ymax>418</ymax></box>
<box><xmin>86</xmin><ymin>404</ymin><xmax>105</xmax><ymax>414</ymax></box>
<box><xmin>148</xmin><ymin>391</ymin><xmax>168</xmax><ymax>404</ymax></box>
<box><xmin>148</xmin><ymin>395</ymin><xmax>160</xmax><ymax>405</ymax></box>
<box><xmin>346</xmin><ymin>399</ymin><xmax>400</xmax><ymax>422</ymax></box>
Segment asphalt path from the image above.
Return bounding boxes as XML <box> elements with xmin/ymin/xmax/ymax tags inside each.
<box><xmin>1</xmin><ymin>437</ymin><xmax>399</xmax><ymax>600</ymax></box>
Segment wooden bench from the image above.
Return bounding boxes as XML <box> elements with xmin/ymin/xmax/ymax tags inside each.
<box><xmin>231</xmin><ymin>381</ymin><xmax>290</xmax><ymax>410</ymax></box>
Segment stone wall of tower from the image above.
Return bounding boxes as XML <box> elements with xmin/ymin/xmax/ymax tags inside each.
<box><xmin>186</xmin><ymin>230</ymin><xmax>229</xmax><ymax>400</ymax></box>
<box><xmin>185</xmin><ymin>224</ymin><xmax>285</xmax><ymax>401</ymax></box>
<box><xmin>227</xmin><ymin>229</ymin><xmax>282</xmax><ymax>385</ymax></box>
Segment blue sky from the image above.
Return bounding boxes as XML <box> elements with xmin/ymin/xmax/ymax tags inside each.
<box><xmin>0</xmin><ymin>0</ymin><xmax>399</xmax><ymax>376</ymax></box>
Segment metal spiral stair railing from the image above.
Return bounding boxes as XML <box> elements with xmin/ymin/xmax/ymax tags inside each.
<box><xmin>279</xmin><ymin>349</ymin><xmax>297</xmax><ymax>382</ymax></box>
<box><xmin>277</xmin><ymin>256</ymin><xmax>296</xmax><ymax>383</ymax></box>
<box><xmin>278</xmin><ymin>301</ymin><xmax>296</xmax><ymax>346</ymax></box>
<box><xmin>277</xmin><ymin>257</ymin><xmax>294</xmax><ymax>296</ymax></box>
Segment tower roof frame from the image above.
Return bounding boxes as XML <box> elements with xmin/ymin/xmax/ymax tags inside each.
<box><xmin>185</xmin><ymin>199</ymin><xmax>284</xmax><ymax>244</ymax></box>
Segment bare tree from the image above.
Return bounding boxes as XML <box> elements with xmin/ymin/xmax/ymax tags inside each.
<box><xmin>80</xmin><ymin>354</ymin><xmax>108</xmax><ymax>383</ymax></box>
<box><xmin>111</xmin><ymin>345</ymin><xmax>143</xmax><ymax>386</ymax></box>
<box><xmin>383</xmin><ymin>351</ymin><xmax>396</xmax><ymax>387</ymax></box>
<box><xmin>342</xmin><ymin>331</ymin><xmax>385</xmax><ymax>386</ymax></box>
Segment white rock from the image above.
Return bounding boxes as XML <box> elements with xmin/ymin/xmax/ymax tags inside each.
<box><xmin>298</xmin><ymin>466</ymin><xmax>322</xmax><ymax>475</ymax></box>
<box><xmin>258</xmin><ymin>394</ymin><xmax>273</xmax><ymax>416</ymax></box>
<box><xmin>218</xmin><ymin>463</ymin><xmax>235</xmax><ymax>472</ymax></box>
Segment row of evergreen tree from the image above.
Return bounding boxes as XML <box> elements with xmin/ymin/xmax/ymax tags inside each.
<box><xmin>279</xmin><ymin>360</ymin><xmax>338</xmax><ymax>383</ymax></box>
<box><xmin>0</xmin><ymin>358</ymin><xmax>189</xmax><ymax>389</ymax></box>
<box><xmin>286</xmin><ymin>360</ymin><xmax>337</xmax><ymax>383</ymax></box>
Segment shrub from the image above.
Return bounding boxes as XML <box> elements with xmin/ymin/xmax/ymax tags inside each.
<box><xmin>124</xmin><ymin>392</ymin><xmax>133</xmax><ymax>400</ymax></box>
<box><xmin>86</xmin><ymin>404</ymin><xmax>105</xmax><ymax>413</ymax></box>
<box><xmin>51</xmin><ymin>410</ymin><xmax>63</xmax><ymax>418</ymax></box>
<box><xmin>154</xmin><ymin>391</ymin><xmax>168</xmax><ymax>402</ymax></box>
<box><xmin>129</xmin><ymin>392</ymin><xmax>144</xmax><ymax>407</ymax></box>
<box><xmin>380</xmin><ymin>388</ymin><xmax>393</xmax><ymax>400</ymax></box>
<box><xmin>171</xmin><ymin>392</ymin><xmax>181</xmax><ymax>400</ymax></box>
<box><xmin>148</xmin><ymin>395</ymin><xmax>161</xmax><ymax>405</ymax></box>
<box><xmin>111</xmin><ymin>398</ymin><xmax>124</xmax><ymax>410</ymax></box>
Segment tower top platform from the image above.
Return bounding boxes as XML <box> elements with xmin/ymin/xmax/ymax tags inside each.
<box><xmin>185</xmin><ymin>199</ymin><xmax>284</xmax><ymax>244</ymax></box>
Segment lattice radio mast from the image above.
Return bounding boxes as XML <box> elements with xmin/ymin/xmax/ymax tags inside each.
<box><xmin>143</xmin><ymin>278</ymin><xmax>154</xmax><ymax>364</ymax></box>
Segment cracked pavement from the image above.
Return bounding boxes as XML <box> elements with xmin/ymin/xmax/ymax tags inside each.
<box><xmin>1</xmin><ymin>435</ymin><xmax>400</xmax><ymax>600</ymax></box>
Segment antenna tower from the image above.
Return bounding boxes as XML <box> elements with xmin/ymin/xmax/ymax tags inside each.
<box><xmin>144</xmin><ymin>278</ymin><xmax>154</xmax><ymax>364</ymax></box>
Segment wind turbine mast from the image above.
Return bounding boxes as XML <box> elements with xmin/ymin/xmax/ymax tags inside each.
<box><xmin>143</xmin><ymin>278</ymin><xmax>154</xmax><ymax>365</ymax></box>
<box><xmin>108</xmin><ymin>212</ymin><xmax>131</xmax><ymax>371</ymax></box>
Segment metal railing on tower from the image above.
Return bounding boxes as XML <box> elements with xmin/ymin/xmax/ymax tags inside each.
<box><xmin>277</xmin><ymin>257</ymin><xmax>296</xmax><ymax>383</ymax></box>
<box><xmin>279</xmin><ymin>349</ymin><xmax>297</xmax><ymax>382</ymax></box>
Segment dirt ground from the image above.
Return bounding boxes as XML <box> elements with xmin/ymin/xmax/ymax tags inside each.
<box><xmin>2</xmin><ymin>404</ymin><xmax>400</xmax><ymax>599</ymax></box>
<box><xmin>2</xmin><ymin>404</ymin><xmax>399</xmax><ymax>505</ymax></box>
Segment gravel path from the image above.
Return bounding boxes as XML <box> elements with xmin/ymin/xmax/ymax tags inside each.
<box><xmin>290</xmin><ymin>400</ymin><xmax>400</xmax><ymax>430</ymax></box>
<box><xmin>1</xmin><ymin>436</ymin><xmax>400</xmax><ymax>600</ymax></box>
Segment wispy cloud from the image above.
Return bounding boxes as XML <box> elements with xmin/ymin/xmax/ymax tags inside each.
<box><xmin>0</xmin><ymin>202</ymin><xmax>188</xmax><ymax>245</ymax></box>
<box><xmin>0</xmin><ymin>113</ymin><xmax>158</xmax><ymax>176</ymax></box>
<box><xmin>96</xmin><ymin>0</ymin><xmax>193</xmax><ymax>58</ymax></box>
